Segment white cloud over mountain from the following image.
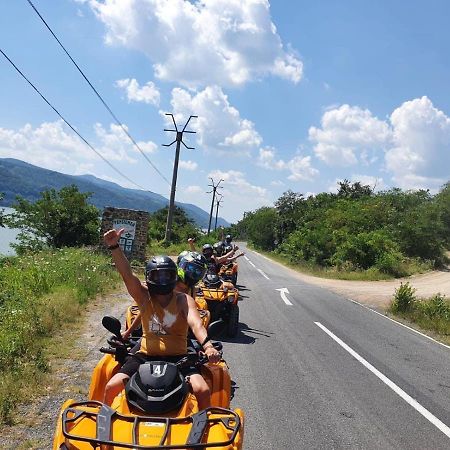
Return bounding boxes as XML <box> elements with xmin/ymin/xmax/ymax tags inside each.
<box><xmin>0</xmin><ymin>120</ymin><xmax>157</xmax><ymax>175</ymax></box>
<box><xmin>87</xmin><ymin>0</ymin><xmax>302</xmax><ymax>88</ymax></box>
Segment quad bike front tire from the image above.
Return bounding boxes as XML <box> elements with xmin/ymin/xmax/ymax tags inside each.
<box><xmin>226</xmin><ymin>304</ymin><xmax>239</xmax><ymax>337</ymax></box>
<box><xmin>232</xmin><ymin>272</ymin><xmax>238</xmax><ymax>285</ymax></box>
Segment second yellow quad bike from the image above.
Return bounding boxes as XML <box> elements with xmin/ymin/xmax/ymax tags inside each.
<box><xmin>53</xmin><ymin>316</ymin><xmax>244</xmax><ymax>450</ymax></box>
<box><xmin>218</xmin><ymin>261</ymin><xmax>239</xmax><ymax>286</ymax></box>
<box><xmin>197</xmin><ymin>275</ymin><xmax>239</xmax><ymax>337</ymax></box>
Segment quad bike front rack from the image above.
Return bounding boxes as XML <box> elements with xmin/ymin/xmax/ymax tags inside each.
<box><xmin>59</xmin><ymin>401</ymin><xmax>241</xmax><ymax>449</ymax></box>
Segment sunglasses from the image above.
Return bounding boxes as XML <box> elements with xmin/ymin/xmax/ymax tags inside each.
<box><xmin>146</xmin><ymin>268</ymin><xmax>177</xmax><ymax>285</ymax></box>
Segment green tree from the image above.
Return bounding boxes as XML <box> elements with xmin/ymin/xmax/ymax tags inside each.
<box><xmin>274</xmin><ymin>190</ymin><xmax>304</xmax><ymax>243</ymax></box>
<box><xmin>246</xmin><ymin>207</ymin><xmax>277</xmax><ymax>250</ymax></box>
<box><xmin>6</xmin><ymin>185</ymin><xmax>99</xmax><ymax>253</ymax></box>
<box><xmin>147</xmin><ymin>206</ymin><xmax>199</xmax><ymax>244</ymax></box>
<box><xmin>337</xmin><ymin>179</ymin><xmax>373</xmax><ymax>199</ymax></box>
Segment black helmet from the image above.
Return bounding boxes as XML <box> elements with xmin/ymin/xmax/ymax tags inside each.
<box><xmin>223</xmin><ymin>244</ymin><xmax>233</xmax><ymax>254</ymax></box>
<box><xmin>203</xmin><ymin>273</ymin><xmax>222</xmax><ymax>289</ymax></box>
<box><xmin>145</xmin><ymin>255</ymin><xmax>177</xmax><ymax>295</ymax></box>
<box><xmin>177</xmin><ymin>252</ymin><xmax>207</xmax><ymax>287</ymax></box>
<box><xmin>225</xmin><ymin>234</ymin><xmax>232</xmax><ymax>244</ymax></box>
<box><xmin>213</xmin><ymin>241</ymin><xmax>225</xmax><ymax>256</ymax></box>
<box><xmin>202</xmin><ymin>243</ymin><xmax>214</xmax><ymax>259</ymax></box>
<box><xmin>126</xmin><ymin>361</ymin><xmax>188</xmax><ymax>414</ymax></box>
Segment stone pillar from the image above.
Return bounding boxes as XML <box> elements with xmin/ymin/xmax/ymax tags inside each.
<box><xmin>100</xmin><ymin>207</ymin><xmax>150</xmax><ymax>262</ymax></box>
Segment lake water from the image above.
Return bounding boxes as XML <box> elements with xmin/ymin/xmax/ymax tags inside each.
<box><xmin>0</xmin><ymin>207</ymin><xmax>20</xmax><ymax>255</ymax></box>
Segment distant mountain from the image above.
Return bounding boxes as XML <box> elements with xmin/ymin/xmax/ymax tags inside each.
<box><xmin>0</xmin><ymin>158</ymin><xmax>229</xmax><ymax>228</ymax></box>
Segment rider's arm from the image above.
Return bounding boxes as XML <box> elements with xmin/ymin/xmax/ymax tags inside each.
<box><xmin>225</xmin><ymin>252</ymin><xmax>245</xmax><ymax>263</ymax></box>
<box><xmin>122</xmin><ymin>311</ymin><xmax>142</xmax><ymax>340</ymax></box>
<box><xmin>187</xmin><ymin>238</ymin><xmax>196</xmax><ymax>251</ymax></box>
<box><xmin>215</xmin><ymin>247</ymin><xmax>236</xmax><ymax>264</ymax></box>
<box><xmin>104</xmin><ymin>229</ymin><xmax>147</xmax><ymax>306</ymax></box>
<box><xmin>184</xmin><ymin>294</ymin><xmax>220</xmax><ymax>362</ymax></box>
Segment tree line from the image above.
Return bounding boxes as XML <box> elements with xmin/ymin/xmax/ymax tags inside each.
<box><xmin>231</xmin><ymin>180</ymin><xmax>450</xmax><ymax>277</ymax></box>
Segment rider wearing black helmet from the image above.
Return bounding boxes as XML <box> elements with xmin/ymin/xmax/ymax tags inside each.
<box><xmin>103</xmin><ymin>228</ymin><xmax>220</xmax><ymax>411</ymax></box>
<box><xmin>225</xmin><ymin>234</ymin><xmax>232</xmax><ymax>245</ymax></box>
<box><xmin>189</xmin><ymin>240</ymin><xmax>243</xmax><ymax>275</ymax></box>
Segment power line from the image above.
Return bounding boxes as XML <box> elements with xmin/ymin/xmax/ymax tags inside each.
<box><xmin>0</xmin><ymin>47</ymin><xmax>148</xmax><ymax>191</ymax></box>
<box><xmin>25</xmin><ymin>0</ymin><xmax>170</xmax><ymax>185</ymax></box>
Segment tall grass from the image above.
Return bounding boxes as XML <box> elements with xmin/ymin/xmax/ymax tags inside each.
<box><xmin>389</xmin><ymin>282</ymin><xmax>450</xmax><ymax>342</ymax></box>
<box><xmin>0</xmin><ymin>247</ymin><xmax>120</xmax><ymax>424</ymax></box>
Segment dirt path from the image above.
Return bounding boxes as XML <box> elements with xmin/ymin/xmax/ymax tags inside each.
<box><xmin>0</xmin><ymin>288</ymin><xmax>133</xmax><ymax>450</ymax></box>
<box><xmin>254</xmin><ymin>250</ymin><xmax>450</xmax><ymax>310</ymax></box>
<box><xmin>292</xmin><ymin>267</ymin><xmax>450</xmax><ymax>309</ymax></box>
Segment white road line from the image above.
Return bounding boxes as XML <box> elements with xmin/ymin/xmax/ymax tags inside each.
<box><xmin>348</xmin><ymin>299</ymin><xmax>450</xmax><ymax>350</ymax></box>
<box><xmin>247</xmin><ymin>260</ymin><xmax>256</xmax><ymax>268</ymax></box>
<box><xmin>244</xmin><ymin>255</ymin><xmax>250</xmax><ymax>261</ymax></box>
<box><xmin>315</xmin><ymin>321</ymin><xmax>450</xmax><ymax>439</ymax></box>
<box><xmin>257</xmin><ymin>269</ymin><xmax>270</xmax><ymax>280</ymax></box>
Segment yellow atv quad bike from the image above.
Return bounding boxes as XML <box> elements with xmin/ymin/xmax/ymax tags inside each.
<box><xmin>218</xmin><ymin>262</ymin><xmax>238</xmax><ymax>286</ymax></box>
<box><xmin>53</xmin><ymin>316</ymin><xmax>244</xmax><ymax>450</ymax></box>
<box><xmin>197</xmin><ymin>275</ymin><xmax>239</xmax><ymax>337</ymax></box>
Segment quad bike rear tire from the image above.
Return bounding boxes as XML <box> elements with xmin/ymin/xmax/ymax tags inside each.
<box><xmin>227</xmin><ymin>304</ymin><xmax>239</xmax><ymax>337</ymax></box>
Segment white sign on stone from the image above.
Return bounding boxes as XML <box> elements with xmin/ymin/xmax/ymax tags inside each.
<box><xmin>113</xmin><ymin>219</ymin><xmax>136</xmax><ymax>253</ymax></box>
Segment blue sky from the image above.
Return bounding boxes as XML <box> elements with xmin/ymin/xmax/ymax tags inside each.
<box><xmin>1</xmin><ymin>0</ymin><xmax>449</xmax><ymax>223</ymax></box>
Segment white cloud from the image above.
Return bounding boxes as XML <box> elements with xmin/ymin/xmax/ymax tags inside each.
<box><xmin>270</xmin><ymin>180</ymin><xmax>285</xmax><ymax>186</ymax></box>
<box><xmin>309</xmin><ymin>104</ymin><xmax>391</xmax><ymax>166</ymax></box>
<box><xmin>165</xmin><ymin>85</ymin><xmax>262</xmax><ymax>154</ymax></box>
<box><xmin>0</xmin><ymin>120</ymin><xmax>157</xmax><ymax>175</ymax></box>
<box><xmin>350</xmin><ymin>174</ymin><xmax>384</xmax><ymax>191</ymax></box>
<box><xmin>87</xmin><ymin>0</ymin><xmax>302</xmax><ymax>87</ymax></box>
<box><xmin>115</xmin><ymin>78</ymin><xmax>160</xmax><ymax>105</ymax></box>
<box><xmin>310</xmin><ymin>97</ymin><xmax>450</xmax><ymax>191</ymax></box>
<box><xmin>257</xmin><ymin>147</ymin><xmax>319</xmax><ymax>181</ymax></box>
<box><xmin>185</xmin><ymin>185</ymin><xmax>203</xmax><ymax>194</ymax></box>
<box><xmin>208</xmin><ymin>170</ymin><xmax>267</xmax><ymax>200</ymax></box>
<box><xmin>179</xmin><ymin>160</ymin><xmax>198</xmax><ymax>171</ymax></box>
<box><xmin>386</xmin><ymin>96</ymin><xmax>450</xmax><ymax>190</ymax></box>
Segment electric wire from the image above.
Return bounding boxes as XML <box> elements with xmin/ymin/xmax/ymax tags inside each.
<box><xmin>25</xmin><ymin>0</ymin><xmax>171</xmax><ymax>185</ymax></box>
<box><xmin>0</xmin><ymin>47</ymin><xmax>148</xmax><ymax>191</ymax></box>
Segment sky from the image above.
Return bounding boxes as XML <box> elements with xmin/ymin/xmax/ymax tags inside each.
<box><xmin>1</xmin><ymin>0</ymin><xmax>450</xmax><ymax>223</ymax></box>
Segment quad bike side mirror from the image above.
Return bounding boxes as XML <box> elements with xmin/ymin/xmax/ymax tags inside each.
<box><xmin>102</xmin><ymin>316</ymin><xmax>122</xmax><ymax>340</ymax></box>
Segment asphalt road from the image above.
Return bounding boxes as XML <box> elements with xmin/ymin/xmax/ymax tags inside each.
<box><xmin>223</xmin><ymin>243</ymin><xmax>450</xmax><ymax>450</ymax></box>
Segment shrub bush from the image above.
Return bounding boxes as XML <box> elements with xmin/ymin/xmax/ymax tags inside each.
<box><xmin>391</xmin><ymin>282</ymin><xmax>416</xmax><ymax>313</ymax></box>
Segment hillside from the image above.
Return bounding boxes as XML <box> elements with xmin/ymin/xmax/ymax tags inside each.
<box><xmin>0</xmin><ymin>158</ymin><xmax>229</xmax><ymax>228</ymax></box>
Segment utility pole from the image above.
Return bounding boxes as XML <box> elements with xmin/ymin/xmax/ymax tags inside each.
<box><xmin>214</xmin><ymin>194</ymin><xmax>223</xmax><ymax>231</ymax></box>
<box><xmin>163</xmin><ymin>113</ymin><xmax>197</xmax><ymax>242</ymax></box>
<box><xmin>207</xmin><ymin>178</ymin><xmax>223</xmax><ymax>235</ymax></box>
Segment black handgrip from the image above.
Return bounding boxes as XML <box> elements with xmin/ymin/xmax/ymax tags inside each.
<box><xmin>99</xmin><ymin>347</ymin><xmax>116</xmax><ymax>354</ymax></box>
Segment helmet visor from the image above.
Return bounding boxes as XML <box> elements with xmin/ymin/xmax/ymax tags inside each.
<box><xmin>146</xmin><ymin>268</ymin><xmax>177</xmax><ymax>285</ymax></box>
<box><xmin>183</xmin><ymin>261</ymin><xmax>206</xmax><ymax>282</ymax></box>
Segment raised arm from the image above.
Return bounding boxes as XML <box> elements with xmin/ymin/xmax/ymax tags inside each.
<box><xmin>187</xmin><ymin>237</ymin><xmax>196</xmax><ymax>251</ymax></box>
<box><xmin>103</xmin><ymin>228</ymin><xmax>147</xmax><ymax>307</ymax></box>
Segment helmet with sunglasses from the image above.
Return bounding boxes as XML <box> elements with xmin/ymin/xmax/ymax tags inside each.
<box><xmin>177</xmin><ymin>251</ymin><xmax>207</xmax><ymax>287</ymax></box>
<box><xmin>202</xmin><ymin>243</ymin><xmax>214</xmax><ymax>260</ymax></box>
<box><xmin>145</xmin><ymin>255</ymin><xmax>177</xmax><ymax>296</ymax></box>
<box><xmin>213</xmin><ymin>241</ymin><xmax>225</xmax><ymax>256</ymax></box>
<box><xmin>225</xmin><ymin>234</ymin><xmax>232</xmax><ymax>244</ymax></box>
